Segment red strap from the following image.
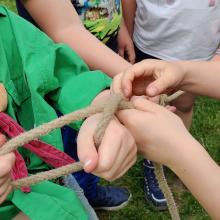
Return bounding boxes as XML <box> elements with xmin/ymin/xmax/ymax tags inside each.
<box><xmin>12</xmin><ymin>151</ymin><xmax>30</xmax><ymax>192</ymax></box>
<box><xmin>0</xmin><ymin>112</ymin><xmax>76</xmax><ymax>192</ymax></box>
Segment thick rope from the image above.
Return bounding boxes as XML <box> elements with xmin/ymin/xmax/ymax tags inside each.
<box><xmin>0</xmin><ymin>99</ymin><xmax>130</xmax><ymax>156</ymax></box>
<box><xmin>94</xmin><ymin>94</ymin><xmax>127</xmax><ymax>146</ymax></box>
<box><xmin>0</xmin><ymin>92</ymin><xmax>184</xmax><ymax>220</ymax></box>
<box><xmin>150</xmin><ymin>91</ymin><xmax>184</xmax><ymax>220</ymax></box>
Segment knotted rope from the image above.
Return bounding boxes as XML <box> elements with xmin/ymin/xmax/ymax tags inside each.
<box><xmin>0</xmin><ymin>91</ymin><xmax>184</xmax><ymax>220</ymax></box>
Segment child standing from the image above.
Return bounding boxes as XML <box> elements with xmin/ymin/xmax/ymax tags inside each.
<box><xmin>0</xmin><ymin>6</ymin><xmax>136</xmax><ymax>219</ymax></box>
<box><xmin>121</xmin><ymin>0</ymin><xmax>220</xmax><ymax>210</ymax></box>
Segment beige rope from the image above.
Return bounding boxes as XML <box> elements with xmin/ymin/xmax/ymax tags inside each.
<box><xmin>0</xmin><ymin>98</ymin><xmax>130</xmax><ymax>156</ymax></box>
<box><xmin>0</xmin><ymin>92</ymin><xmax>184</xmax><ymax>220</ymax></box>
<box><xmin>151</xmin><ymin>91</ymin><xmax>184</xmax><ymax>220</ymax></box>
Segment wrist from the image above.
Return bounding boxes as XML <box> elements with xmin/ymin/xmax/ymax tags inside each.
<box><xmin>175</xmin><ymin>61</ymin><xmax>195</xmax><ymax>91</ymax></box>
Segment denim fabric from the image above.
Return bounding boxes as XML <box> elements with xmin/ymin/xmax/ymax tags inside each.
<box><xmin>63</xmin><ymin>175</ymin><xmax>99</xmax><ymax>220</ymax></box>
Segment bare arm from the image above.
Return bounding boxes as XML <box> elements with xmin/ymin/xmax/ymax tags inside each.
<box><xmin>180</xmin><ymin>61</ymin><xmax>220</xmax><ymax>99</ymax></box>
<box><xmin>171</xmin><ymin>138</ymin><xmax>220</xmax><ymax>220</ymax></box>
<box><xmin>23</xmin><ymin>0</ymin><xmax>131</xmax><ymax>77</ymax></box>
<box><xmin>117</xmin><ymin>98</ymin><xmax>220</xmax><ymax>219</ymax></box>
<box><xmin>112</xmin><ymin>59</ymin><xmax>220</xmax><ymax>100</ymax></box>
<box><xmin>121</xmin><ymin>0</ymin><xmax>136</xmax><ymax>36</ymax></box>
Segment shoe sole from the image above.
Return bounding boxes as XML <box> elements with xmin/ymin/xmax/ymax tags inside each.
<box><xmin>94</xmin><ymin>193</ymin><xmax>132</xmax><ymax>211</ymax></box>
<box><xmin>144</xmin><ymin>193</ymin><xmax>167</xmax><ymax>211</ymax></box>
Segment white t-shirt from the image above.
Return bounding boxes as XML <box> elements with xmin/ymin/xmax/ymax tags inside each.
<box><xmin>133</xmin><ymin>0</ymin><xmax>220</xmax><ymax>61</ymax></box>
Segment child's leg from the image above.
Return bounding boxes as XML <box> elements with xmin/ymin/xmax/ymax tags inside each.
<box><xmin>12</xmin><ymin>212</ymin><xmax>30</xmax><ymax>220</ymax></box>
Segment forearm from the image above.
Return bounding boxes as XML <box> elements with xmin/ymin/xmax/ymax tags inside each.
<box><xmin>178</xmin><ymin>61</ymin><xmax>220</xmax><ymax>99</ymax></box>
<box><xmin>170</xmin><ymin>138</ymin><xmax>220</xmax><ymax>219</ymax></box>
<box><xmin>53</xmin><ymin>26</ymin><xmax>131</xmax><ymax>77</ymax></box>
<box><xmin>122</xmin><ymin>0</ymin><xmax>136</xmax><ymax>36</ymax></box>
<box><xmin>23</xmin><ymin>0</ymin><xmax>131</xmax><ymax>77</ymax></box>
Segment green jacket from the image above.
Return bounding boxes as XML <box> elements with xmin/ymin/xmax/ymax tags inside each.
<box><xmin>0</xmin><ymin>6</ymin><xmax>111</xmax><ymax>220</ymax></box>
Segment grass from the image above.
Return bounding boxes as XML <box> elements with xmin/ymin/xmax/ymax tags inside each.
<box><xmin>1</xmin><ymin>1</ymin><xmax>220</xmax><ymax>219</ymax></box>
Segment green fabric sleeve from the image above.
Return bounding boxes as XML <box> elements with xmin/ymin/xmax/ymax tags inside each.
<box><xmin>3</xmin><ymin>6</ymin><xmax>112</xmax><ymax>131</ymax></box>
<box><xmin>50</xmin><ymin>68</ymin><xmax>111</xmax><ymax>130</ymax></box>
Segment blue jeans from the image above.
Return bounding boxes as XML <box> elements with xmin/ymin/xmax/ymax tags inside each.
<box><xmin>63</xmin><ymin>175</ymin><xmax>98</xmax><ymax>220</ymax></box>
<box><xmin>60</xmin><ymin>123</ymin><xmax>99</xmax><ymax>201</ymax></box>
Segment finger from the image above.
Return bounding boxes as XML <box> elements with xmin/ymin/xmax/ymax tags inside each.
<box><xmin>118</xmin><ymin>46</ymin><xmax>125</xmax><ymax>58</ymax></box>
<box><xmin>0</xmin><ymin>184</ymin><xmax>12</xmax><ymax>205</ymax></box>
<box><xmin>132</xmin><ymin>98</ymin><xmax>163</xmax><ymax>112</ymax></box>
<box><xmin>94</xmin><ymin>119</ymin><xmax>124</xmax><ymax>174</ymax></box>
<box><xmin>121</xmin><ymin>60</ymin><xmax>156</xmax><ymax>97</ymax></box>
<box><xmin>110</xmin><ymin>140</ymin><xmax>137</xmax><ymax>181</ymax></box>
<box><xmin>111</xmin><ymin>153</ymin><xmax>137</xmax><ymax>181</ymax></box>
<box><xmin>165</xmin><ymin>105</ymin><xmax>176</xmax><ymax>113</ymax></box>
<box><xmin>111</xmin><ymin>73</ymin><xmax>124</xmax><ymax>96</ymax></box>
<box><xmin>147</xmin><ymin>95</ymin><xmax>160</xmax><ymax>104</ymax></box>
<box><xmin>0</xmin><ymin>177</ymin><xmax>11</xmax><ymax>198</ymax></box>
<box><xmin>146</xmin><ymin>76</ymin><xmax>172</xmax><ymax>97</ymax></box>
<box><xmin>98</xmin><ymin>131</ymin><xmax>136</xmax><ymax>181</ymax></box>
<box><xmin>0</xmin><ymin>173</ymin><xmax>10</xmax><ymax>186</ymax></box>
<box><xmin>94</xmin><ymin>142</ymin><xmax>137</xmax><ymax>181</ymax></box>
<box><xmin>77</xmin><ymin>115</ymin><xmax>100</xmax><ymax>173</ymax></box>
<box><xmin>0</xmin><ymin>153</ymin><xmax>16</xmax><ymax>177</ymax></box>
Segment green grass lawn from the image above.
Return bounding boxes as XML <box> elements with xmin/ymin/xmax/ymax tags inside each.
<box><xmin>1</xmin><ymin>1</ymin><xmax>220</xmax><ymax>219</ymax></box>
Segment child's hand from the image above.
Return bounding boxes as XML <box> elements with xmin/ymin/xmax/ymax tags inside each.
<box><xmin>117</xmin><ymin>98</ymin><xmax>192</xmax><ymax>168</ymax></box>
<box><xmin>112</xmin><ymin>59</ymin><xmax>186</xmax><ymax>98</ymax></box>
<box><xmin>0</xmin><ymin>134</ymin><xmax>15</xmax><ymax>204</ymax></box>
<box><xmin>117</xmin><ymin>20</ymin><xmax>136</xmax><ymax>64</ymax></box>
<box><xmin>77</xmin><ymin>114</ymin><xmax>137</xmax><ymax>181</ymax></box>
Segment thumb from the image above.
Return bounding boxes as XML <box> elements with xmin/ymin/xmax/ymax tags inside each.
<box><xmin>116</xmin><ymin>109</ymin><xmax>138</xmax><ymax>129</ymax></box>
<box><xmin>146</xmin><ymin>76</ymin><xmax>171</xmax><ymax>97</ymax></box>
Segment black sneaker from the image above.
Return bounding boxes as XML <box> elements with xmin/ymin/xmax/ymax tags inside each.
<box><xmin>89</xmin><ymin>186</ymin><xmax>132</xmax><ymax>211</ymax></box>
<box><xmin>143</xmin><ymin>159</ymin><xmax>167</xmax><ymax>210</ymax></box>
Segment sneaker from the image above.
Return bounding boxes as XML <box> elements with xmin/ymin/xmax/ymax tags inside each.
<box><xmin>143</xmin><ymin>159</ymin><xmax>167</xmax><ymax>210</ymax></box>
<box><xmin>89</xmin><ymin>185</ymin><xmax>132</xmax><ymax>211</ymax></box>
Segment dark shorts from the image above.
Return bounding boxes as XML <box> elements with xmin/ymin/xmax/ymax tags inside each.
<box><xmin>134</xmin><ymin>44</ymin><xmax>159</xmax><ymax>62</ymax></box>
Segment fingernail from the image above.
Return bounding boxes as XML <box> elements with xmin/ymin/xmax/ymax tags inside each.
<box><xmin>84</xmin><ymin>159</ymin><xmax>92</xmax><ymax>169</ymax></box>
<box><xmin>123</xmin><ymin>88</ymin><xmax>130</xmax><ymax>97</ymax></box>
